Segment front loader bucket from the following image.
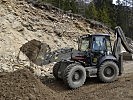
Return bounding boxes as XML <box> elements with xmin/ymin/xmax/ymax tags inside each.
<box><xmin>20</xmin><ymin>39</ymin><xmax>51</xmax><ymax>66</ymax></box>
<box><xmin>20</xmin><ymin>39</ymin><xmax>73</xmax><ymax>66</ymax></box>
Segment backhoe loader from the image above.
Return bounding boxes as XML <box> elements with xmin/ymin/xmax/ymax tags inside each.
<box><xmin>52</xmin><ymin>26</ymin><xmax>133</xmax><ymax>89</ymax></box>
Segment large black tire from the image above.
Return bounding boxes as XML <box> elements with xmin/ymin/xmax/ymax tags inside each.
<box><xmin>53</xmin><ymin>62</ymin><xmax>61</xmax><ymax>80</ymax></box>
<box><xmin>63</xmin><ymin>64</ymin><xmax>86</xmax><ymax>89</ymax></box>
<box><xmin>98</xmin><ymin>61</ymin><xmax>119</xmax><ymax>83</ymax></box>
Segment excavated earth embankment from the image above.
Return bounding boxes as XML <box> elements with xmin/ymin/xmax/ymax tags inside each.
<box><xmin>0</xmin><ymin>0</ymin><xmax>112</xmax><ymax>74</ymax></box>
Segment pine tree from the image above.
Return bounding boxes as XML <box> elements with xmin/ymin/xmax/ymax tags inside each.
<box><xmin>85</xmin><ymin>2</ymin><xmax>98</xmax><ymax>20</ymax></box>
<box><xmin>96</xmin><ymin>1</ymin><xmax>111</xmax><ymax>25</ymax></box>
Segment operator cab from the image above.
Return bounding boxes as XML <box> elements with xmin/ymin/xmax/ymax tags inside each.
<box><xmin>78</xmin><ymin>34</ymin><xmax>112</xmax><ymax>66</ymax></box>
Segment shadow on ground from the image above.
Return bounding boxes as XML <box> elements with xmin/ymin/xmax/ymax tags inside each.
<box><xmin>40</xmin><ymin>77</ymin><xmax>103</xmax><ymax>92</ymax></box>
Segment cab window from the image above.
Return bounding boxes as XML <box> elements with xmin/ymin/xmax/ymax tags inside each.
<box><xmin>92</xmin><ymin>36</ymin><xmax>106</xmax><ymax>51</ymax></box>
<box><xmin>79</xmin><ymin>37</ymin><xmax>90</xmax><ymax>51</ymax></box>
<box><xmin>106</xmin><ymin>37</ymin><xmax>112</xmax><ymax>54</ymax></box>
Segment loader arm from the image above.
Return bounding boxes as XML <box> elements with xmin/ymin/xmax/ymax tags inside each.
<box><xmin>20</xmin><ymin>39</ymin><xmax>74</xmax><ymax>66</ymax></box>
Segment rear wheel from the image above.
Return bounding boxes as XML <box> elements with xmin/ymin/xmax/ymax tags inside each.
<box><xmin>63</xmin><ymin>64</ymin><xmax>86</xmax><ymax>89</ymax></box>
<box><xmin>53</xmin><ymin>62</ymin><xmax>60</xmax><ymax>80</ymax></box>
<box><xmin>98</xmin><ymin>61</ymin><xmax>119</xmax><ymax>83</ymax></box>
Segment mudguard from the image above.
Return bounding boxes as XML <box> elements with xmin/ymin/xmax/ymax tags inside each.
<box><xmin>98</xmin><ymin>55</ymin><xmax>117</xmax><ymax>67</ymax></box>
<box><xmin>98</xmin><ymin>55</ymin><xmax>123</xmax><ymax>75</ymax></box>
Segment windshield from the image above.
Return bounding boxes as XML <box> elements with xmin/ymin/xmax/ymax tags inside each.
<box><xmin>92</xmin><ymin>36</ymin><xmax>106</xmax><ymax>51</ymax></box>
<box><xmin>79</xmin><ymin>37</ymin><xmax>90</xmax><ymax>51</ymax></box>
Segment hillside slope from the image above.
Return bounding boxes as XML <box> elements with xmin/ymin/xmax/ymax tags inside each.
<box><xmin>0</xmin><ymin>0</ymin><xmax>111</xmax><ymax>74</ymax></box>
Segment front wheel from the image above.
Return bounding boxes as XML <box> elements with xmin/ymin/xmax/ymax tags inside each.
<box><xmin>98</xmin><ymin>61</ymin><xmax>119</xmax><ymax>83</ymax></box>
<box><xmin>63</xmin><ymin>64</ymin><xmax>86</xmax><ymax>89</ymax></box>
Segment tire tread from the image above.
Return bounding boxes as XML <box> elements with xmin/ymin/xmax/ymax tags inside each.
<box><xmin>98</xmin><ymin>61</ymin><xmax>119</xmax><ymax>83</ymax></box>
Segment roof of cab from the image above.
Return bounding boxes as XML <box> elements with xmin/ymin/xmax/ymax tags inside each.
<box><xmin>80</xmin><ymin>33</ymin><xmax>110</xmax><ymax>38</ymax></box>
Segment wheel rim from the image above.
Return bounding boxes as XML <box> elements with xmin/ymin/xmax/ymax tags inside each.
<box><xmin>72</xmin><ymin>70</ymin><xmax>82</xmax><ymax>82</ymax></box>
<box><xmin>104</xmin><ymin>66</ymin><xmax>114</xmax><ymax>77</ymax></box>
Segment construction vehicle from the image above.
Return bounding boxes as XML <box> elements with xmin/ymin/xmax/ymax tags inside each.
<box><xmin>20</xmin><ymin>26</ymin><xmax>133</xmax><ymax>89</ymax></box>
<box><xmin>52</xmin><ymin>26</ymin><xmax>133</xmax><ymax>89</ymax></box>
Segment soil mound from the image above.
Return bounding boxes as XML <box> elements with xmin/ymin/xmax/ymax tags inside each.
<box><xmin>0</xmin><ymin>69</ymin><xmax>61</xmax><ymax>100</ymax></box>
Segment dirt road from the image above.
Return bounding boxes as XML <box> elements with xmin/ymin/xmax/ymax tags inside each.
<box><xmin>123</xmin><ymin>61</ymin><xmax>133</xmax><ymax>74</ymax></box>
<box><xmin>41</xmin><ymin>61</ymin><xmax>133</xmax><ymax>100</ymax></box>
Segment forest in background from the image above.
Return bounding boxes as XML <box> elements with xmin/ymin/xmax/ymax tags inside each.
<box><xmin>41</xmin><ymin>0</ymin><xmax>133</xmax><ymax>38</ymax></box>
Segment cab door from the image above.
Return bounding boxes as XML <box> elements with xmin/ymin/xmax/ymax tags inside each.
<box><xmin>91</xmin><ymin>36</ymin><xmax>106</xmax><ymax>65</ymax></box>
